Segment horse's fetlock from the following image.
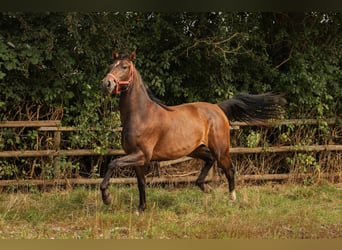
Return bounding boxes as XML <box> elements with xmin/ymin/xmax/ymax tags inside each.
<box><xmin>195</xmin><ymin>179</ymin><xmax>202</xmax><ymax>187</ymax></box>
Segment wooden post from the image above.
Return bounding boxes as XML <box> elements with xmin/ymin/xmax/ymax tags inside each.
<box><xmin>53</xmin><ymin>129</ymin><xmax>61</xmax><ymax>179</ymax></box>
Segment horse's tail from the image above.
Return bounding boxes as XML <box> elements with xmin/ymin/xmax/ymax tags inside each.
<box><xmin>217</xmin><ymin>92</ymin><xmax>287</xmax><ymax>124</ymax></box>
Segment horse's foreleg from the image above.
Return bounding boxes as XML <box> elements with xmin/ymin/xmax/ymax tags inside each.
<box><xmin>100</xmin><ymin>152</ymin><xmax>146</xmax><ymax>206</ymax></box>
<box><xmin>100</xmin><ymin>159</ymin><xmax>117</xmax><ymax>205</ymax></box>
<box><xmin>134</xmin><ymin>165</ymin><xmax>147</xmax><ymax>212</ymax></box>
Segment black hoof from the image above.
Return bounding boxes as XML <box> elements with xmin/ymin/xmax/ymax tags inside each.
<box><xmin>196</xmin><ymin>181</ymin><xmax>211</xmax><ymax>193</ymax></box>
<box><xmin>137</xmin><ymin>204</ymin><xmax>146</xmax><ymax>213</ymax></box>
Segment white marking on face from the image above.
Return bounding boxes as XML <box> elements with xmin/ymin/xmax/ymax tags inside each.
<box><xmin>113</xmin><ymin>60</ymin><xmax>121</xmax><ymax>68</ymax></box>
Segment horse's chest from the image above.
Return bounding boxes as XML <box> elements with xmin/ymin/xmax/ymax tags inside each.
<box><xmin>121</xmin><ymin>128</ymin><xmax>148</xmax><ymax>153</ymax></box>
<box><xmin>121</xmin><ymin>130</ymin><xmax>136</xmax><ymax>148</ymax></box>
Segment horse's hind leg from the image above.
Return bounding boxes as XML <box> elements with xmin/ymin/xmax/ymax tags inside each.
<box><xmin>190</xmin><ymin>145</ymin><xmax>215</xmax><ymax>193</ymax></box>
<box><xmin>218</xmin><ymin>157</ymin><xmax>236</xmax><ymax>201</ymax></box>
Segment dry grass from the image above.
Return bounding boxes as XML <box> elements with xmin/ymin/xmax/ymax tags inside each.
<box><xmin>0</xmin><ymin>183</ymin><xmax>341</xmax><ymax>239</ymax></box>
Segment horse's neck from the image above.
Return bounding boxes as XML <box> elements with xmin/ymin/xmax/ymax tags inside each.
<box><xmin>119</xmin><ymin>73</ymin><xmax>154</xmax><ymax>125</ymax></box>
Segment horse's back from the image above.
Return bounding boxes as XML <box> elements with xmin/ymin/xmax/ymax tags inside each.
<box><xmin>171</xmin><ymin>102</ymin><xmax>229</xmax><ymax>126</ymax></box>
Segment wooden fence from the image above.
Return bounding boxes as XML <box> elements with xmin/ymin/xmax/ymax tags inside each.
<box><xmin>0</xmin><ymin>118</ymin><xmax>341</xmax><ymax>187</ymax></box>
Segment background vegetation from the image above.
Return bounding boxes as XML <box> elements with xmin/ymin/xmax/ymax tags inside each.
<box><xmin>0</xmin><ymin>12</ymin><xmax>341</xmax><ymax>180</ymax></box>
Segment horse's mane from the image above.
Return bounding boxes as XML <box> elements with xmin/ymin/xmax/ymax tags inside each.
<box><xmin>146</xmin><ymin>88</ymin><xmax>173</xmax><ymax>111</ymax></box>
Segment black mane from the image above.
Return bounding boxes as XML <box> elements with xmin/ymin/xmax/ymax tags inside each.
<box><xmin>146</xmin><ymin>88</ymin><xmax>173</xmax><ymax>111</ymax></box>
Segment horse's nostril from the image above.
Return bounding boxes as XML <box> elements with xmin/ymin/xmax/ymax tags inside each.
<box><xmin>106</xmin><ymin>81</ymin><xmax>111</xmax><ymax>88</ymax></box>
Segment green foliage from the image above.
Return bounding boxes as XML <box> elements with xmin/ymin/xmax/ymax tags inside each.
<box><xmin>0</xmin><ymin>160</ymin><xmax>18</xmax><ymax>179</ymax></box>
<box><xmin>0</xmin><ymin>128</ymin><xmax>38</xmax><ymax>151</ymax></box>
<box><xmin>286</xmin><ymin>152</ymin><xmax>321</xmax><ymax>185</ymax></box>
<box><xmin>1</xmin><ymin>12</ymin><xmax>341</xmax><ymax>121</ymax></box>
<box><xmin>246</xmin><ymin>130</ymin><xmax>261</xmax><ymax>148</ymax></box>
<box><xmin>68</xmin><ymin>96</ymin><xmax>122</xmax><ymax>152</ymax></box>
<box><xmin>0</xmin><ymin>12</ymin><xmax>341</xmax><ymax>179</ymax></box>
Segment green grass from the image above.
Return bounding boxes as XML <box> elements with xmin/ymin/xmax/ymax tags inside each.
<box><xmin>0</xmin><ymin>183</ymin><xmax>341</xmax><ymax>239</ymax></box>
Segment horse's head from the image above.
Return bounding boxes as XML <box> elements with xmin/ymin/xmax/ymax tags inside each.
<box><xmin>102</xmin><ymin>51</ymin><xmax>135</xmax><ymax>95</ymax></box>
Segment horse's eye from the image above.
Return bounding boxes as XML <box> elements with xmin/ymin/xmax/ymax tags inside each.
<box><xmin>122</xmin><ymin>65</ymin><xmax>129</xmax><ymax>70</ymax></box>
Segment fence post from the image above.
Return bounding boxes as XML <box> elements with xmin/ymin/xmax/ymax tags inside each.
<box><xmin>53</xmin><ymin>129</ymin><xmax>61</xmax><ymax>179</ymax></box>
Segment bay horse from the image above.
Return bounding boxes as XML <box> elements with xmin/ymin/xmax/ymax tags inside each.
<box><xmin>100</xmin><ymin>51</ymin><xmax>286</xmax><ymax>212</ymax></box>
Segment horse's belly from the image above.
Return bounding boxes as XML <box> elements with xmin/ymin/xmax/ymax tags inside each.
<box><xmin>151</xmin><ymin>134</ymin><xmax>205</xmax><ymax>161</ymax></box>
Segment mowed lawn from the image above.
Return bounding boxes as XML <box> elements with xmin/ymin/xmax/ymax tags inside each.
<box><xmin>0</xmin><ymin>182</ymin><xmax>341</xmax><ymax>239</ymax></box>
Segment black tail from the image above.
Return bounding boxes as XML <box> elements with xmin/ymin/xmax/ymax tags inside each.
<box><xmin>217</xmin><ymin>92</ymin><xmax>287</xmax><ymax>124</ymax></box>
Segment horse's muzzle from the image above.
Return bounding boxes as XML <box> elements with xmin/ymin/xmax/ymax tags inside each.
<box><xmin>102</xmin><ymin>79</ymin><xmax>116</xmax><ymax>95</ymax></box>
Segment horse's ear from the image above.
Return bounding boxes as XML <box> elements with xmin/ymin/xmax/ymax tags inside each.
<box><xmin>112</xmin><ymin>52</ymin><xmax>120</xmax><ymax>60</ymax></box>
<box><xmin>129</xmin><ymin>51</ymin><xmax>136</xmax><ymax>61</ymax></box>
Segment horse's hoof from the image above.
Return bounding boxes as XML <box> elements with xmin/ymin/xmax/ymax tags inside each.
<box><xmin>196</xmin><ymin>181</ymin><xmax>211</xmax><ymax>193</ymax></box>
<box><xmin>102</xmin><ymin>194</ymin><xmax>112</xmax><ymax>205</ymax></box>
<box><xmin>135</xmin><ymin>208</ymin><xmax>145</xmax><ymax>216</ymax></box>
<box><xmin>135</xmin><ymin>204</ymin><xmax>146</xmax><ymax>215</ymax></box>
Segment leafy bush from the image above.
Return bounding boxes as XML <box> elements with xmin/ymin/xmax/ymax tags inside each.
<box><xmin>0</xmin><ymin>12</ymin><xmax>341</xmax><ymax>180</ymax></box>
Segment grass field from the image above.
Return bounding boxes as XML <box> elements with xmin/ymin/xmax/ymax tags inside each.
<box><xmin>0</xmin><ymin>182</ymin><xmax>341</xmax><ymax>239</ymax></box>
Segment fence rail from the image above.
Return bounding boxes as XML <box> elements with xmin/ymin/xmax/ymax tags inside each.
<box><xmin>0</xmin><ymin>120</ymin><xmax>61</xmax><ymax>128</ymax></box>
<box><xmin>0</xmin><ymin>118</ymin><xmax>341</xmax><ymax>186</ymax></box>
<box><xmin>0</xmin><ymin>145</ymin><xmax>341</xmax><ymax>158</ymax></box>
<box><xmin>1</xmin><ymin>118</ymin><xmax>340</xmax><ymax>158</ymax></box>
<box><xmin>1</xmin><ymin>172</ymin><xmax>341</xmax><ymax>187</ymax></box>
